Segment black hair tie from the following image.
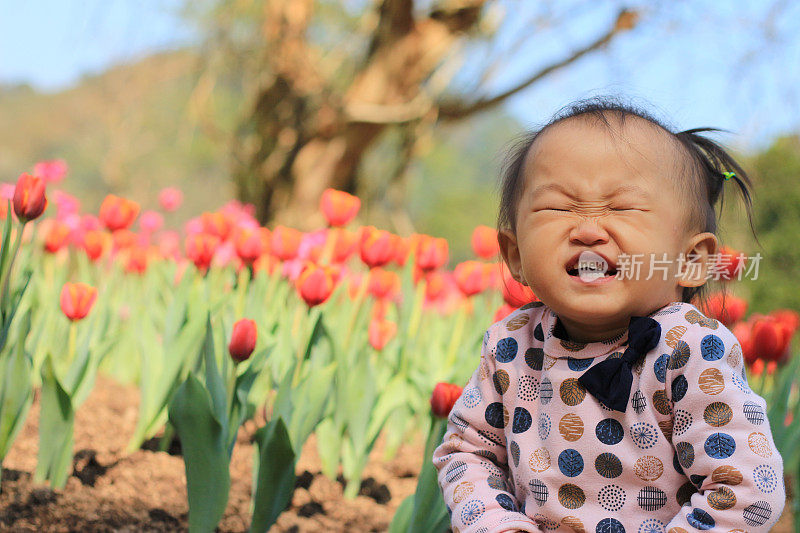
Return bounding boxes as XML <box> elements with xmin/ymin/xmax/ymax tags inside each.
<box><xmin>577</xmin><ymin>316</ymin><xmax>661</xmax><ymax>412</ymax></box>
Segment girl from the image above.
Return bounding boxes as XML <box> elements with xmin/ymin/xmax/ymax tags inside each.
<box><xmin>432</xmin><ymin>97</ymin><xmax>786</xmax><ymax>533</ymax></box>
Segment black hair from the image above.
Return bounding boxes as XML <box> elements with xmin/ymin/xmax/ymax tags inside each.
<box><xmin>496</xmin><ymin>95</ymin><xmax>758</xmax><ymax>306</ymax></box>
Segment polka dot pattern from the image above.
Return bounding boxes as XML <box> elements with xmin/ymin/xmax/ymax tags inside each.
<box><xmin>432</xmin><ymin>303</ymin><xmax>785</xmax><ymax>533</ymax></box>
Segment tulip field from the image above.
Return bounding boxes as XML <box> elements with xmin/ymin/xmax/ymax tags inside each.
<box><xmin>0</xmin><ymin>163</ymin><xmax>798</xmax><ymax>532</ymax></box>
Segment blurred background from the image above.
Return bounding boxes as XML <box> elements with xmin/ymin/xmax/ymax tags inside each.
<box><xmin>1</xmin><ymin>0</ymin><xmax>798</xmax><ymax>312</ymax></box>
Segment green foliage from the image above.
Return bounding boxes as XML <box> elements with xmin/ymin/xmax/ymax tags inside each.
<box><xmin>732</xmin><ymin>135</ymin><xmax>800</xmax><ymax>313</ymax></box>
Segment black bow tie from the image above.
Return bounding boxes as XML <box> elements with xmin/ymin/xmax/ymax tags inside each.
<box><xmin>576</xmin><ymin>316</ymin><xmax>662</xmax><ymax>412</ymax></box>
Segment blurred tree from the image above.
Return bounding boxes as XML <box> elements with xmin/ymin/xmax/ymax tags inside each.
<box><xmin>188</xmin><ymin>0</ymin><xmax>640</xmax><ymax>228</ymax></box>
<box><xmin>745</xmin><ymin>134</ymin><xmax>800</xmax><ymax>313</ymax></box>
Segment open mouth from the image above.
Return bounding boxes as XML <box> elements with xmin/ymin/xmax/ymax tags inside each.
<box><xmin>566</xmin><ymin>251</ymin><xmax>618</xmax><ymax>281</ymax></box>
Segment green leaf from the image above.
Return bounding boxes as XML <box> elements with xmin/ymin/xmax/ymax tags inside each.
<box><xmin>0</xmin><ymin>312</ymin><xmax>33</xmax><ymax>459</ymax></box>
<box><xmin>315</xmin><ymin>416</ymin><xmax>343</xmax><ymax>480</ymax></box>
<box><xmin>406</xmin><ymin>417</ymin><xmax>450</xmax><ymax>533</ymax></box>
<box><xmin>201</xmin><ymin>314</ymin><xmax>227</xmax><ymax>431</ymax></box>
<box><xmin>168</xmin><ymin>374</ymin><xmax>231</xmax><ymax>533</ymax></box>
<box><xmin>34</xmin><ymin>354</ymin><xmax>75</xmax><ymax>489</ymax></box>
<box><xmin>250</xmin><ymin>416</ymin><xmax>296</xmax><ymax>533</ymax></box>
<box><xmin>388</xmin><ymin>494</ymin><xmax>414</xmax><ymax>533</ymax></box>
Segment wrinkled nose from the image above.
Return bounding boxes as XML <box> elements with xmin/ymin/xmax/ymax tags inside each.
<box><xmin>569</xmin><ymin>218</ymin><xmax>609</xmax><ymax>246</ymax></box>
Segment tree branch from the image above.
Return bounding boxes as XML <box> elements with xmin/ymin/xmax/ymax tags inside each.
<box><xmin>436</xmin><ymin>8</ymin><xmax>639</xmax><ymax>120</ymax></box>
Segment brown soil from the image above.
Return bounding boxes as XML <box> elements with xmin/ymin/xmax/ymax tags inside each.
<box><xmin>0</xmin><ymin>375</ymin><xmax>795</xmax><ymax>532</ymax></box>
<box><xmin>0</xmin><ymin>375</ymin><xmax>426</xmax><ymax>532</ymax></box>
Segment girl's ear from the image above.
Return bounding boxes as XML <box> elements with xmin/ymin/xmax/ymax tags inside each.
<box><xmin>677</xmin><ymin>232</ymin><xmax>718</xmax><ymax>288</ymax></box>
<box><xmin>498</xmin><ymin>229</ymin><xmax>527</xmax><ymax>285</ymax></box>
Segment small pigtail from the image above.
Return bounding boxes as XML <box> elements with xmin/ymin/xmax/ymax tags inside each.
<box><xmin>675</xmin><ymin>127</ymin><xmax>760</xmax><ymax>247</ymax></box>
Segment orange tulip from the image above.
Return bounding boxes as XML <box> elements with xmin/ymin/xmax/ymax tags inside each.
<box><xmin>271</xmin><ymin>225</ymin><xmax>303</xmax><ymax>261</ymax></box>
<box><xmin>296</xmin><ymin>262</ymin><xmax>337</xmax><ymax>307</ymax></box>
<box><xmin>392</xmin><ymin>235</ymin><xmax>410</xmax><ymax>267</ymax></box>
<box><xmin>185</xmin><ymin>232</ymin><xmax>221</xmax><ymax>271</ymax></box>
<box><xmin>13</xmin><ymin>172</ymin><xmax>48</xmax><ymax>222</ymax></box>
<box><xmin>229</xmin><ymin>318</ymin><xmax>257</xmax><ymax>363</ymax></box>
<box><xmin>125</xmin><ymin>246</ymin><xmax>149</xmax><ymax>274</ymax></box>
<box><xmin>750</xmin><ymin>358</ymin><xmax>765</xmax><ymax>377</ymax></box>
<box><xmin>715</xmin><ymin>246</ymin><xmax>745</xmax><ymax>281</ymax></box>
<box><xmin>471</xmin><ymin>225</ymin><xmax>499</xmax><ymax>259</ymax></box>
<box><xmin>329</xmin><ymin>228</ymin><xmax>358</xmax><ymax>263</ymax></box>
<box><xmin>430</xmin><ymin>382</ymin><xmax>463</xmax><ymax>418</ymax></box>
<box><xmin>201</xmin><ymin>211</ymin><xmax>233</xmax><ymax>241</ymax></box>
<box><xmin>359</xmin><ymin>226</ymin><xmax>396</xmax><ymax>269</ymax></box>
<box><xmin>44</xmin><ymin>220</ymin><xmax>71</xmax><ymax>253</ymax></box>
<box><xmin>99</xmin><ymin>194</ymin><xmax>140</xmax><ymax>231</ymax></box>
<box><xmin>454</xmin><ymin>260</ymin><xmax>492</xmax><ymax>297</ymax></box>
<box><xmin>320</xmin><ymin>188</ymin><xmax>360</xmax><ymax>227</ymax></box>
<box><xmin>367</xmin><ymin>268</ymin><xmax>401</xmax><ymax>301</ymax></box>
<box><xmin>82</xmin><ymin>230</ymin><xmax>109</xmax><ymax>261</ymax></box>
<box><xmin>60</xmin><ymin>282</ymin><xmax>98</xmax><ymax>322</ymax></box>
<box><xmin>414</xmin><ymin>234</ymin><xmax>448</xmax><ymax>272</ymax></box>
<box><xmin>701</xmin><ymin>292</ymin><xmax>747</xmax><ymax>326</ymax></box>
<box><xmin>368</xmin><ymin>318</ymin><xmax>397</xmax><ymax>351</ymax></box>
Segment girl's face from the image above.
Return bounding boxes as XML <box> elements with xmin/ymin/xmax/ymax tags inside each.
<box><xmin>498</xmin><ymin>117</ymin><xmax>717</xmax><ymax>342</ymax></box>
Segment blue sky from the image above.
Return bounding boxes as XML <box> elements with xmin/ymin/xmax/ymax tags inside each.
<box><xmin>1</xmin><ymin>1</ymin><xmax>798</xmax><ymax>154</ymax></box>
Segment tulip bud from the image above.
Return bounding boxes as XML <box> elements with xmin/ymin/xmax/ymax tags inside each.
<box><xmin>13</xmin><ymin>173</ymin><xmax>48</xmax><ymax>222</ymax></box>
<box><xmin>320</xmin><ymin>188</ymin><xmax>360</xmax><ymax>227</ymax></box>
<box><xmin>60</xmin><ymin>282</ymin><xmax>98</xmax><ymax>322</ymax></box>
<box><xmin>430</xmin><ymin>382</ymin><xmax>463</xmax><ymax>418</ymax></box>
<box><xmin>368</xmin><ymin>318</ymin><xmax>397</xmax><ymax>351</ymax></box>
<box><xmin>229</xmin><ymin>319</ymin><xmax>257</xmax><ymax>363</ymax></box>
<box><xmin>471</xmin><ymin>225</ymin><xmax>500</xmax><ymax>259</ymax></box>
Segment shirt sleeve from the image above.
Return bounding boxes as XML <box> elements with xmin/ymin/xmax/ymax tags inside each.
<box><xmin>662</xmin><ymin>316</ymin><xmax>786</xmax><ymax>532</ymax></box>
<box><xmin>432</xmin><ymin>324</ymin><xmax>542</xmax><ymax>533</ymax></box>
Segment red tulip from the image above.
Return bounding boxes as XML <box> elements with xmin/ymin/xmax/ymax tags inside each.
<box><xmin>430</xmin><ymin>382</ymin><xmax>463</xmax><ymax>418</ymax></box>
<box><xmin>99</xmin><ymin>195</ymin><xmax>140</xmax><ymax>231</ymax></box>
<box><xmin>158</xmin><ymin>187</ymin><xmax>183</xmax><ymax>212</ymax></box>
<box><xmin>423</xmin><ymin>270</ymin><xmax>447</xmax><ymax>301</ymax></box>
<box><xmin>229</xmin><ymin>318</ymin><xmax>257</xmax><ymax>363</ymax></box>
<box><xmin>296</xmin><ymin>262</ymin><xmax>337</xmax><ymax>307</ymax></box>
<box><xmin>771</xmin><ymin>309</ymin><xmax>800</xmax><ymax>335</ymax></box>
<box><xmin>271</xmin><ymin>225</ymin><xmax>303</xmax><ymax>261</ymax></box>
<box><xmin>715</xmin><ymin>246</ymin><xmax>746</xmax><ymax>281</ymax></box>
<box><xmin>750</xmin><ymin>315</ymin><xmax>793</xmax><ymax>364</ymax></box>
<box><xmin>499</xmin><ymin>263</ymin><xmax>537</xmax><ymax>307</ymax></box>
<box><xmin>185</xmin><ymin>232</ymin><xmax>221</xmax><ymax>271</ymax></box>
<box><xmin>471</xmin><ymin>225</ymin><xmax>500</xmax><ymax>259</ymax></box>
<box><xmin>368</xmin><ymin>318</ymin><xmax>397</xmax><ymax>351</ymax></box>
<box><xmin>233</xmin><ymin>226</ymin><xmax>264</xmax><ymax>264</ymax></box>
<box><xmin>454</xmin><ymin>260</ymin><xmax>492</xmax><ymax>297</ymax></box>
<box><xmin>732</xmin><ymin>321</ymin><xmax>756</xmax><ymax>365</ymax></box>
<box><xmin>13</xmin><ymin>173</ymin><xmax>48</xmax><ymax>222</ymax></box>
<box><xmin>391</xmin><ymin>236</ymin><xmax>410</xmax><ymax>267</ymax></box>
<box><xmin>33</xmin><ymin>159</ymin><xmax>68</xmax><ymax>184</ymax></box>
<box><xmin>320</xmin><ymin>188</ymin><xmax>360</xmax><ymax>227</ymax></box>
<box><xmin>701</xmin><ymin>292</ymin><xmax>747</xmax><ymax>326</ymax></box>
<box><xmin>414</xmin><ymin>235</ymin><xmax>448</xmax><ymax>272</ymax></box>
<box><xmin>60</xmin><ymin>282</ymin><xmax>98</xmax><ymax>322</ymax></box>
<box><xmin>494</xmin><ymin>303</ymin><xmax>516</xmax><ymax>322</ymax></box>
<box><xmin>359</xmin><ymin>226</ymin><xmax>396</xmax><ymax>269</ymax></box>
<box><xmin>44</xmin><ymin>220</ymin><xmax>71</xmax><ymax>253</ymax></box>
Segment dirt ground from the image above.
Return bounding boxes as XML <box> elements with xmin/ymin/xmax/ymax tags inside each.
<box><xmin>0</xmin><ymin>375</ymin><xmax>795</xmax><ymax>532</ymax></box>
